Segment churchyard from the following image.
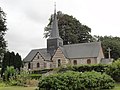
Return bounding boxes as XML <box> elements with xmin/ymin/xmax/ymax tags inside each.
<box><xmin>0</xmin><ymin>59</ymin><xmax>120</xmax><ymax>90</ymax></box>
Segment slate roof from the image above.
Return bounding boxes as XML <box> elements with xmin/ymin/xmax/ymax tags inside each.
<box><xmin>23</xmin><ymin>48</ymin><xmax>51</xmax><ymax>62</ymax></box>
<box><xmin>49</xmin><ymin>6</ymin><xmax>60</xmax><ymax>39</ymax></box>
<box><xmin>23</xmin><ymin>42</ymin><xmax>102</xmax><ymax>62</ymax></box>
<box><xmin>62</xmin><ymin>42</ymin><xmax>101</xmax><ymax>59</ymax></box>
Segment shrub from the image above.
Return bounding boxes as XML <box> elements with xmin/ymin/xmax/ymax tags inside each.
<box><xmin>26</xmin><ymin>79</ymin><xmax>39</xmax><ymax>87</ymax></box>
<box><xmin>4</xmin><ymin>66</ymin><xmax>15</xmax><ymax>81</ymax></box>
<box><xmin>29</xmin><ymin>74</ymin><xmax>42</xmax><ymax>80</ymax></box>
<box><xmin>81</xmin><ymin>71</ymin><xmax>115</xmax><ymax>89</ymax></box>
<box><xmin>57</xmin><ymin>64</ymin><xmax>108</xmax><ymax>73</ymax></box>
<box><xmin>39</xmin><ymin>71</ymin><xmax>84</xmax><ymax>90</ymax></box>
<box><xmin>31</xmin><ymin>69</ymin><xmax>53</xmax><ymax>74</ymax></box>
<box><xmin>38</xmin><ymin>71</ymin><xmax>115</xmax><ymax>90</ymax></box>
<box><xmin>0</xmin><ymin>82</ymin><xmax>8</xmax><ymax>87</ymax></box>
<box><xmin>106</xmin><ymin>59</ymin><xmax>120</xmax><ymax>82</ymax></box>
<box><xmin>8</xmin><ymin>70</ymin><xmax>39</xmax><ymax>87</ymax></box>
<box><xmin>8</xmin><ymin>70</ymin><xmax>30</xmax><ymax>86</ymax></box>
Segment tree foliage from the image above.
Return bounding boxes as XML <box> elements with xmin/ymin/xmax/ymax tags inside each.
<box><xmin>39</xmin><ymin>71</ymin><xmax>115</xmax><ymax>90</ymax></box>
<box><xmin>94</xmin><ymin>35</ymin><xmax>120</xmax><ymax>60</ymax></box>
<box><xmin>106</xmin><ymin>59</ymin><xmax>120</xmax><ymax>82</ymax></box>
<box><xmin>1</xmin><ymin>51</ymin><xmax>22</xmax><ymax>76</ymax></box>
<box><xmin>44</xmin><ymin>11</ymin><xmax>93</xmax><ymax>45</ymax></box>
<box><xmin>0</xmin><ymin>7</ymin><xmax>7</xmax><ymax>61</ymax></box>
<box><xmin>4</xmin><ymin>66</ymin><xmax>15</xmax><ymax>81</ymax></box>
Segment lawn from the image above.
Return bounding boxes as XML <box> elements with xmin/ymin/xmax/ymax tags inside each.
<box><xmin>0</xmin><ymin>87</ymin><xmax>37</xmax><ymax>90</ymax></box>
<box><xmin>113</xmin><ymin>83</ymin><xmax>120</xmax><ymax>90</ymax></box>
<box><xmin>0</xmin><ymin>83</ymin><xmax>119</xmax><ymax>90</ymax></box>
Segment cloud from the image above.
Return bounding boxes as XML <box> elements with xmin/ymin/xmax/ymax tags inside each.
<box><xmin>1</xmin><ymin>0</ymin><xmax>120</xmax><ymax>59</ymax></box>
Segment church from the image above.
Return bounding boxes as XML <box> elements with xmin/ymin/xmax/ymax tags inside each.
<box><xmin>23</xmin><ymin>7</ymin><xmax>104</xmax><ymax>71</ymax></box>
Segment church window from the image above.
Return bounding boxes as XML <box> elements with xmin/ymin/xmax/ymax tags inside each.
<box><xmin>87</xmin><ymin>59</ymin><xmax>91</xmax><ymax>64</ymax></box>
<box><xmin>58</xmin><ymin>59</ymin><xmax>61</xmax><ymax>67</ymax></box>
<box><xmin>37</xmin><ymin>56</ymin><xmax>39</xmax><ymax>59</ymax></box>
<box><xmin>37</xmin><ymin>63</ymin><xmax>40</xmax><ymax>68</ymax></box>
<box><xmin>50</xmin><ymin>64</ymin><xmax>52</xmax><ymax>68</ymax></box>
<box><xmin>28</xmin><ymin>62</ymin><xmax>31</xmax><ymax>69</ymax></box>
<box><xmin>73</xmin><ymin>60</ymin><xmax>77</xmax><ymax>65</ymax></box>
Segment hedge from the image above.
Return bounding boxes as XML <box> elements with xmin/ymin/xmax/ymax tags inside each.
<box><xmin>29</xmin><ymin>74</ymin><xmax>42</xmax><ymax>80</ymax></box>
<box><xmin>31</xmin><ymin>69</ymin><xmax>53</xmax><ymax>74</ymax></box>
<box><xmin>38</xmin><ymin>71</ymin><xmax>115</xmax><ymax>90</ymax></box>
<box><xmin>58</xmin><ymin>64</ymin><xmax>108</xmax><ymax>73</ymax></box>
<box><xmin>106</xmin><ymin>59</ymin><xmax>120</xmax><ymax>82</ymax></box>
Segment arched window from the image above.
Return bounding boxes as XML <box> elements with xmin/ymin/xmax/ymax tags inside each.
<box><xmin>37</xmin><ymin>56</ymin><xmax>39</xmax><ymax>59</ymax></box>
<box><xmin>50</xmin><ymin>64</ymin><xmax>52</xmax><ymax>68</ymax></box>
<box><xmin>73</xmin><ymin>60</ymin><xmax>77</xmax><ymax>65</ymax></box>
<box><xmin>58</xmin><ymin>59</ymin><xmax>61</xmax><ymax>67</ymax></box>
<box><xmin>37</xmin><ymin>63</ymin><xmax>40</xmax><ymax>68</ymax></box>
<box><xmin>28</xmin><ymin>62</ymin><xmax>31</xmax><ymax>69</ymax></box>
<box><xmin>87</xmin><ymin>59</ymin><xmax>91</xmax><ymax>64</ymax></box>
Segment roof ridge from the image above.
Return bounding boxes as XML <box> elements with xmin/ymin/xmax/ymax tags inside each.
<box><xmin>32</xmin><ymin>48</ymin><xmax>47</xmax><ymax>51</ymax></box>
<box><xmin>64</xmin><ymin>42</ymin><xmax>101</xmax><ymax>47</ymax></box>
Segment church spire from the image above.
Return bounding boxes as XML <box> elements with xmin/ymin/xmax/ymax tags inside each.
<box><xmin>50</xmin><ymin>2</ymin><xmax>60</xmax><ymax>38</ymax></box>
<box><xmin>47</xmin><ymin>3</ymin><xmax>63</xmax><ymax>55</ymax></box>
<box><xmin>54</xmin><ymin>2</ymin><xmax>56</xmax><ymax>15</ymax></box>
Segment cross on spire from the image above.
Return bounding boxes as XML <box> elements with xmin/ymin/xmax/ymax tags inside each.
<box><xmin>54</xmin><ymin>2</ymin><xmax>56</xmax><ymax>14</ymax></box>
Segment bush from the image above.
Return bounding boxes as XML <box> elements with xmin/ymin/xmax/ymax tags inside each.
<box><xmin>8</xmin><ymin>71</ymin><xmax>39</xmax><ymax>87</ymax></box>
<box><xmin>29</xmin><ymin>74</ymin><xmax>42</xmax><ymax>80</ymax></box>
<box><xmin>58</xmin><ymin>64</ymin><xmax>108</xmax><ymax>73</ymax></box>
<box><xmin>81</xmin><ymin>71</ymin><xmax>115</xmax><ymax>89</ymax></box>
<box><xmin>38</xmin><ymin>71</ymin><xmax>115</xmax><ymax>90</ymax></box>
<box><xmin>8</xmin><ymin>70</ymin><xmax>30</xmax><ymax>86</ymax></box>
<box><xmin>39</xmin><ymin>71</ymin><xmax>84</xmax><ymax>90</ymax></box>
<box><xmin>106</xmin><ymin>59</ymin><xmax>120</xmax><ymax>82</ymax></box>
<box><xmin>0</xmin><ymin>82</ymin><xmax>8</xmax><ymax>87</ymax></box>
<box><xmin>4</xmin><ymin>66</ymin><xmax>15</xmax><ymax>81</ymax></box>
<box><xmin>31</xmin><ymin>69</ymin><xmax>53</xmax><ymax>74</ymax></box>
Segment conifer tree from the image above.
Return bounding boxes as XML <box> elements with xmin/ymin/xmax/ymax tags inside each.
<box><xmin>0</xmin><ymin>7</ymin><xmax>7</xmax><ymax>61</ymax></box>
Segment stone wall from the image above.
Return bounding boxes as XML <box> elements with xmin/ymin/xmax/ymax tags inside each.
<box><xmin>24</xmin><ymin>52</ymin><xmax>52</xmax><ymax>70</ymax></box>
<box><xmin>52</xmin><ymin>48</ymin><xmax>68</xmax><ymax>68</ymax></box>
<box><xmin>97</xmin><ymin>47</ymin><xmax>104</xmax><ymax>63</ymax></box>
<box><xmin>70</xmin><ymin>57</ymin><xmax>97</xmax><ymax>65</ymax></box>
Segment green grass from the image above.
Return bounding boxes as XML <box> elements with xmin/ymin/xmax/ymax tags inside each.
<box><xmin>0</xmin><ymin>87</ymin><xmax>37</xmax><ymax>90</ymax></box>
<box><xmin>0</xmin><ymin>83</ymin><xmax>119</xmax><ymax>90</ymax></box>
<box><xmin>113</xmin><ymin>83</ymin><xmax>120</xmax><ymax>90</ymax></box>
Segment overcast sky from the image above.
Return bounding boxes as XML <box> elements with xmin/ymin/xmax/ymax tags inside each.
<box><xmin>0</xmin><ymin>0</ymin><xmax>120</xmax><ymax>59</ymax></box>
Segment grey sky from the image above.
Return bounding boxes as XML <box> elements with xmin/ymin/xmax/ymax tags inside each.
<box><xmin>0</xmin><ymin>0</ymin><xmax>120</xmax><ymax>58</ymax></box>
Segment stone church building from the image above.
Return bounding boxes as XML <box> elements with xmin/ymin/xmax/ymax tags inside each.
<box><xmin>23</xmin><ymin>8</ymin><xmax>104</xmax><ymax>71</ymax></box>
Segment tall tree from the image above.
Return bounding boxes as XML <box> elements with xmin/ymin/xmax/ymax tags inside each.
<box><xmin>0</xmin><ymin>7</ymin><xmax>7</xmax><ymax>61</ymax></box>
<box><xmin>15</xmin><ymin>53</ymin><xmax>22</xmax><ymax>71</ymax></box>
<box><xmin>1</xmin><ymin>51</ymin><xmax>22</xmax><ymax>76</ymax></box>
<box><xmin>1</xmin><ymin>51</ymin><xmax>10</xmax><ymax>75</ymax></box>
<box><xmin>94</xmin><ymin>35</ymin><xmax>120</xmax><ymax>60</ymax></box>
<box><xmin>44</xmin><ymin>11</ymin><xmax>93</xmax><ymax>45</ymax></box>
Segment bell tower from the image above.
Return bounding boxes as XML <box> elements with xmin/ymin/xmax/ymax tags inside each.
<box><xmin>47</xmin><ymin>3</ymin><xmax>63</xmax><ymax>55</ymax></box>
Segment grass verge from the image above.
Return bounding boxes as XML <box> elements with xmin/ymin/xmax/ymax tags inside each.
<box><xmin>113</xmin><ymin>83</ymin><xmax>120</xmax><ymax>90</ymax></box>
<box><xmin>0</xmin><ymin>86</ymin><xmax>37</xmax><ymax>90</ymax></box>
